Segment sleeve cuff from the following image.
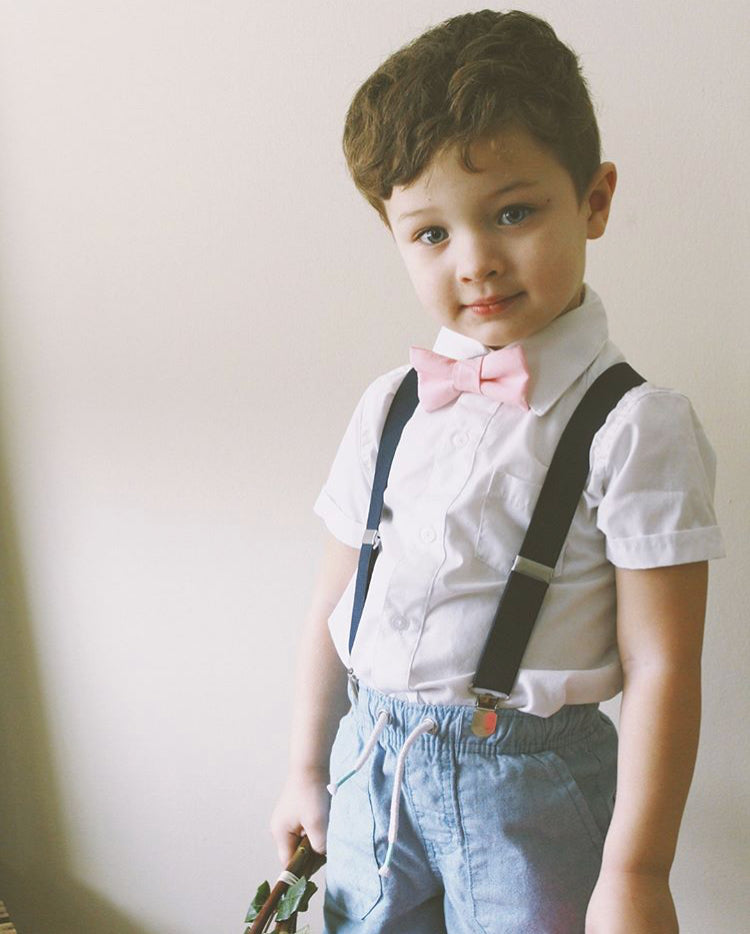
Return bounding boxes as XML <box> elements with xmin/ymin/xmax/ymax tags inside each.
<box><xmin>605</xmin><ymin>525</ymin><xmax>726</xmax><ymax>569</ymax></box>
<box><xmin>313</xmin><ymin>488</ymin><xmax>365</xmax><ymax>549</ymax></box>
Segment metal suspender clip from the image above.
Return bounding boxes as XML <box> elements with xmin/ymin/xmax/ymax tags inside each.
<box><xmin>470</xmin><ymin>690</ymin><xmax>509</xmax><ymax>737</ymax></box>
<box><xmin>346</xmin><ymin>667</ymin><xmax>360</xmax><ymax>702</ymax></box>
<box><xmin>362</xmin><ymin>528</ymin><xmax>381</xmax><ymax>549</ymax></box>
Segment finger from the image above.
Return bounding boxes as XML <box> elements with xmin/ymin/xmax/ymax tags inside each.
<box><xmin>302</xmin><ymin>823</ymin><xmax>327</xmax><ymax>856</ymax></box>
<box><xmin>278</xmin><ymin>828</ymin><xmax>302</xmax><ymax>865</ymax></box>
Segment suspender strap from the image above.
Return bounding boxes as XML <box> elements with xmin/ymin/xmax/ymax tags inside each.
<box><xmin>348</xmin><ymin>368</ymin><xmax>419</xmax><ymax>653</ymax></box>
<box><xmin>471</xmin><ymin>361</ymin><xmax>645</xmax><ymax>697</ymax></box>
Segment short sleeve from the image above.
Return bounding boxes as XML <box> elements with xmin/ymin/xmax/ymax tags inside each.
<box><xmin>590</xmin><ymin>385</ymin><xmax>725</xmax><ymax>569</ymax></box>
<box><xmin>313</xmin><ymin>365</ymin><xmax>411</xmax><ymax>548</ymax></box>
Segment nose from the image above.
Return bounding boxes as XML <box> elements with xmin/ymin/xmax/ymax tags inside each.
<box><xmin>455</xmin><ymin>231</ymin><xmax>501</xmax><ymax>283</ymax></box>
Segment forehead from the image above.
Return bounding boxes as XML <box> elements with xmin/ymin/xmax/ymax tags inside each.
<box><xmin>387</xmin><ymin>127</ymin><xmax>569</xmax><ymax>217</ymax></box>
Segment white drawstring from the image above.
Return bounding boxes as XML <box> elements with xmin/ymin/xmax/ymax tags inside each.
<box><xmin>327</xmin><ymin>709</ymin><xmax>390</xmax><ymax>795</ymax></box>
<box><xmin>378</xmin><ymin>717</ymin><xmax>437</xmax><ymax>877</ymax></box>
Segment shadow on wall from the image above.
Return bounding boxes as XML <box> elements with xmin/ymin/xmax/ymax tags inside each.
<box><xmin>0</xmin><ymin>432</ymin><xmax>153</xmax><ymax>934</ymax></box>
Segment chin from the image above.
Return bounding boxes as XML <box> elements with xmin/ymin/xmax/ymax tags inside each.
<box><xmin>474</xmin><ymin>323</ymin><xmax>514</xmax><ymax>347</ymax></box>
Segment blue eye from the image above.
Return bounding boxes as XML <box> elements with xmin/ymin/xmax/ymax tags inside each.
<box><xmin>498</xmin><ymin>205</ymin><xmax>533</xmax><ymax>226</ymax></box>
<box><xmin>417</xmin><ymin>226</ymin><xmax>448</xmax><ymax>245</ymax></box>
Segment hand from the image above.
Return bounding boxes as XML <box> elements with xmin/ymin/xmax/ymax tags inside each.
<box><xmin>269</xmin><ymin>767</ymin><xmax>331</xmax><ymax>865</ymax></box>
<box><xmin>585</xmin><ymin>868</ymin><xmax>678</xmax><ymax>934</ymax></box>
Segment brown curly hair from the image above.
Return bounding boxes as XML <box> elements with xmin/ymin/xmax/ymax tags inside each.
<box><xmin>343</xmin><ymin>10</ymin><xmax>601</xmax><ymax>224</ymax></box>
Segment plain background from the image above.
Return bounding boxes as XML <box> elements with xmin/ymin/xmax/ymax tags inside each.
<box><xmin>0</xmin><ymin>1</ymin><xmax>747</xmax><ymax>932</ymax></box>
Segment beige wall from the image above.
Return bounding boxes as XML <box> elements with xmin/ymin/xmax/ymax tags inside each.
<box><xmin>0</xmin><ymin>1</ymin><xmax>747</xmax><ymax>931</ymax></box>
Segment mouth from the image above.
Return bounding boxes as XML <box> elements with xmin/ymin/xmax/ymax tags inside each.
<box><xmin>462</xmin><ymin>292</ymin><xmax>523</xmax><ymax>316</ymax></box>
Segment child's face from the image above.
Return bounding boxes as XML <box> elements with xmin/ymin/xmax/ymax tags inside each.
<box><xmin>383</xmin><ymin>127</ymin><xmax>615</xmax><ymax>348</ymax></box>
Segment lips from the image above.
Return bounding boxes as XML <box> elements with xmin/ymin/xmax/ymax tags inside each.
<box><xmin>463</xmin><ymin>292</ymin><xmax>522</xmax><ymax>315</ymax></box>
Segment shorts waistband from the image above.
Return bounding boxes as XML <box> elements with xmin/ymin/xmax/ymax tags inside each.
<box><xmin>347</xmin><ymin>680</ymin><xmax>603</xmax><ymax>755</ymax></box>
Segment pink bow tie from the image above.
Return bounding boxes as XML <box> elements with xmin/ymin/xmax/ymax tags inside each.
<box><xmin>409</xmin><ymin>345</ymin><xmax>530</xmax><ymax>412</ymax></box>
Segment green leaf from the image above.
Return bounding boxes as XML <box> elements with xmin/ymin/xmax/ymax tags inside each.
<box><xmin>275</xmin><ymin>876</ymin><xmax>307</xmax><ymax>921</ymax></box>
<box><xmin>297</xmin><ymin>880</ymin><xmax>318</xmax><ymax>914</ymax></box>
<box><xmin>245</xmin><ymin>880</ymin><xmax>271</xmax><ymax>923</ymax></box>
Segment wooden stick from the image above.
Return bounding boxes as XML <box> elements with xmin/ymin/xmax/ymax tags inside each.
<box><xmin>247</xmin><ymin>835</ymin><xmax>325</xmax><ymax>934</ymax></box>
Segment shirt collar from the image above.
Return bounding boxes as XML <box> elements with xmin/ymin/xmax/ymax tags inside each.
<box><xmin>430</xmin><ymin>285</ymin><xmax>609</xmax><ymax>415</ymax></box>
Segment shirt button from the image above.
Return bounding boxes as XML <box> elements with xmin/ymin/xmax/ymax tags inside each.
<box><xmin>391</xmin><ymin>616</ymin><xmax>409</xmax><ymax>631</ymax></box>
<box><xmin>419</xmin><ymin>527</ymin><xmax>437</xmax><ymax>543</ymax></box>
<box><xmin>452</xmin><ymin>431</ymin><xmax>469</xmax><ymax>448</ymax></box>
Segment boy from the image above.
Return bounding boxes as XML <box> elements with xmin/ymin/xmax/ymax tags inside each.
<box><xmin>270</xmin><ymin>10</ymin><xmax>724</xmax><ymax>933</ymax></box>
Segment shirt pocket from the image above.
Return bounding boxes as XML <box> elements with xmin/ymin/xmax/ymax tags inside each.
<box><xmin>475</xmin><ymin>471</ymin><xmax>544</xmax><ymax>574</ymax></box>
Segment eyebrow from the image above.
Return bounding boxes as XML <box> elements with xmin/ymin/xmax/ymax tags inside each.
<box><xmin>396</xmin><ymin>180</ymin><xmax>539</xmax><ymax>223</ymax></box>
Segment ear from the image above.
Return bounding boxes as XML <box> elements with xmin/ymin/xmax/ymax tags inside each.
<box><xmin>585</xmin><ymin>162</ymin><xmax>617</xmax><ymax>240</ymax></box>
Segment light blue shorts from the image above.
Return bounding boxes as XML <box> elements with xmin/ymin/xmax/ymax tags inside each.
<box><xmin>323</xmin><ymin>679</ymin><xmax>617</xmax><ymax>934</ymax></box>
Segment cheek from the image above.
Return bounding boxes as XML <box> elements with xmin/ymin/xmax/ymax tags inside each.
<box><xmin>523</xmin><ymin>227</ymin><xmax>584</xmax><ymax>289</ymax></box>
<box><xmin>405</xmin><ymin>257</ymin><xmax>449</xmax><ymax>302</ymax></box>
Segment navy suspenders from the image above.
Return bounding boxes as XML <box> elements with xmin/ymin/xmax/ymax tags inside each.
<box><xmin>348</xmin><ymin>368</ymin><xmax>420</xmax><ymax>654</ymax></box>
<box><xmin>347</xmin><ymin>361</ymin><xmax>645</xmax><ymax>734</ymax></box>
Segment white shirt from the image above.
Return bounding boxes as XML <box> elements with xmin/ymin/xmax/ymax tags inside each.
<box><xmin>313</xmin><ymin>287</ymin><xmax>725</xmax><ymax>716</ymax></box>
